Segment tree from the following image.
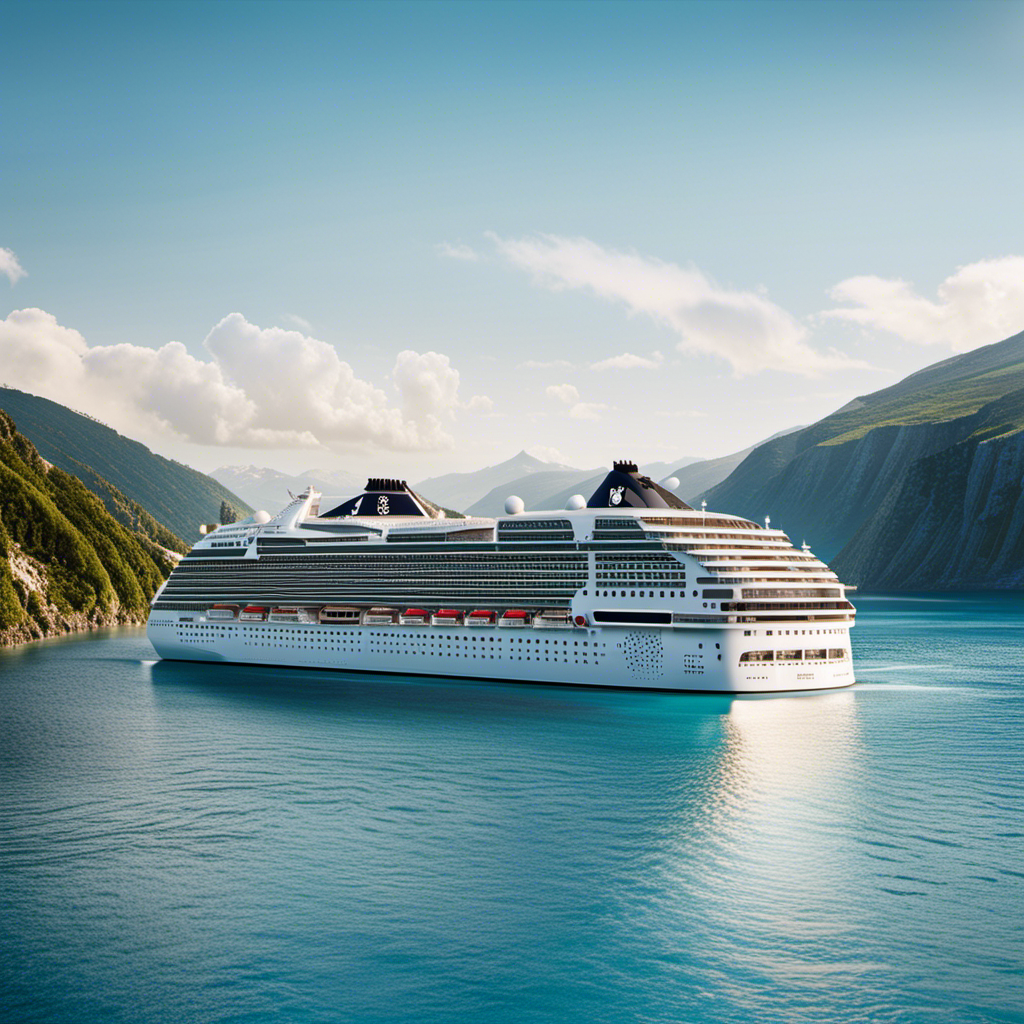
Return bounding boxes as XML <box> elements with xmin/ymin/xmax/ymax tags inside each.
<box><xmin>219</xmin><ymin>501</ymin><xmax>239</xmax><ymax>525</ymax></box>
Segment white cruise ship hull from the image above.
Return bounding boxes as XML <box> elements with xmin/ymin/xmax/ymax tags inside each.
<box><xmin>147</xmin><ymin>614</ymin><xmax>854</xmax><ymax>694</ymax></box>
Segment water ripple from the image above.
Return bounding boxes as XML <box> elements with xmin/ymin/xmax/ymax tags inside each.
<box><xmin>1</xmin><ymin>604</ymin><xmax>1023</xmax><ymax>1023</ymax></box>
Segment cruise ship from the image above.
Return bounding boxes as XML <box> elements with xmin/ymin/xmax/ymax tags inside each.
<box><xmin>146</xmin><ymin>462</ymin><xmax>855</xmax><ymax>692</ymax></box>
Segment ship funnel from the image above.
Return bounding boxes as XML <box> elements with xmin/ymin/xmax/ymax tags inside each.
<box><xmin>586</xmin><ymin>461</ymin><xmax>692</xmax><ymax>510</ymax></box>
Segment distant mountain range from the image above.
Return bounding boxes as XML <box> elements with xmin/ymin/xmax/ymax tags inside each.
<box><xmin>211</xmin><ymin>465</ymin><xmax>361</xmax><ymax>514</ymax></box>
<box><xmin>413</xmin><ymin>451</ymin><xmax>592</xmax><ymax>513</ymax></box>
<box><xmin>0</xmin><ymin>388</ymin><xmax>252</xmax><ymax>546</ymax></box>
<box><xmin>214</xmin><ymin>446</ymin><xmax>786</xmax><ymax>518</ymax></box>
<box><xmin>416</xmin><ymin>451</ymin><xmax>707</xmax><ymax>517</ymax></box>
<box><xmin>702</xmin><ymin>328</ymin><xmax>1024</xmax><ymax>589</ymax></box>
<box><xmin>534</xmin><ymin>431</ymin><xmax>803</xmax><ymax>513</ymax></box>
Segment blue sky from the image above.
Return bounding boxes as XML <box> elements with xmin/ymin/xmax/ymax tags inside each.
<box><xmin>3</xmin><ymin>0</ymin><xmax>1024</xmax><ymax>481</ymax></box>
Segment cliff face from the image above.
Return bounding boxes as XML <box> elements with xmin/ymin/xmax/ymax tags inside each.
<box><xmin>701</xmin><ymin>329</ymin><xmax>1024</xmax><ymax>591</ymax></box>
<box><xmin>704</xmin><ymin>418</ymin><xmax>971</xmax><ymax>561</ymax></box>
<box><xmin>832</xmin><ymin>428</ymin><xmax>1024</xmax><ymax>590</ymax></box>
<box><xmin>0</xmin><ymin>409</ymin><xmax>173</xmax><ymax>647</ymax></box>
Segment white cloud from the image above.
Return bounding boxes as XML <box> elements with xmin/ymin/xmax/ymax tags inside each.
<box><xmin>436</xmin><ymin>241</ymin><xmax>480</xmax><ymax>261</ymax></box>
<box><xmin>543</xmin><ymin>383</ymin><xmax>607</xmax><ymax>420</ymax></box>
<box><xmin>488</xmin><ymin>232</ymin><xmax>864</xmax><ymax>376</ymax></box>
<box><xmin>568</xmin><ymin>402</ymin><xmax>607</xmax><ymax>420</ymax></box>
<box><xmin>545</xmin><ymin>383</ymin><xmax>580</xmax><ymax>405</ymax></box>
<box><xmin>0</xmin><ymin>309</ymin><xmax>470</xmax><ymax>452</ymax></box>
<box><xmin>463</xmin><ymin>394</ymin><xmax>494</xmax><ymax>413</ymax></box>
<box><xmin>518</xmin><ymin>358</ymin><xmax>575</xmax><ymax>370</ymax></box>
<box><xmin>591</xmin><ymin>350</ymin><xmax>663</xmax><ymax>371</ymax></box>
<box><xmin>283</xmin><ymin>313</ymin><xmax>312</xmax><ymax>331</ymax></box>
<box><xmin>821</xmin><ymin>256</ymin><xmax>1024</xmax><ymax>352</ymax></box>
<box><xmin>1</xmin><ymin>247</ymin><xmax>27</xmax><ymax>285</ymax></box>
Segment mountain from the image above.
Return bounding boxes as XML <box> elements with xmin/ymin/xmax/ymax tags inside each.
<box><xmin>0</xmin><ymin>409</ymin><xmax>173</xmax><ymax>646</ymax></box>
<box><xmin>211</xmin><ymin>465</ymin><xmax>361</xmax><ymax>514</ymax></box>
<box><xmin>638</xmin><ymin>457</ymin><xmax>704</xmax><ymax>481</ymax></box>
<box><xmin>702</xmin><ymin>329</ymin><xmax>1024</xmax><ymax>589</ymax></box>
<box><xmin>465</xmin><ymin>467</ymin><xmax>605</xmax><ymax>516</ymax></box>
<box><xmin>0</xmin><ymin>388</ymin><xmax>252</xmax><ymax>545</ymax></box>
<box><xmin>427</xmin><ymin>452</ymin><xmax>706</xmax><ymax>516</ymax></box>
<box><xmin>413</xmin><ymin>451</ymin><xmax>588</xmax><ymax>513</ymax></box>
<box><xmin>670</xmin><ymin>428</ymin><xmax>805</xmax><ymax>503</ymax></box>
<box><xmin>536</xmin><ymin>441</ymin><xmax>800</xmax><ymax>513</ymax></box>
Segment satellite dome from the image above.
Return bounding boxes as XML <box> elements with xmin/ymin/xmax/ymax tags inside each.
<box><xmin>253</xmin><ymin>510</ymin><xmax>271</xmax><ymax>524</ymax></box>
<box><xmin>504</xmin><ymin>495</ymin><xmax>525</xmax><ymax>515</ymax></box>
<box><xmin>662</xmin><ymin>476</ymin><xmax>680</xmax><ymax>492</ymax></box>
<box><xmin>565</xmin><ymin>494</ymin><xmax>586</xmax><ymax>510</ymax></box>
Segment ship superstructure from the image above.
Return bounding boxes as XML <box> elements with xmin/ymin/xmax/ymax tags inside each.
<box><xmin>147</xmin><ymin>462</ymin><xmax>855</xmax><ymax>692</ymax></box>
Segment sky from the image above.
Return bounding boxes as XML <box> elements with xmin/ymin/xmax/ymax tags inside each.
<box><xmin>3</xmin><ymin>0</ymin><xmax>1024</xmax><ymax>482</ymax></box>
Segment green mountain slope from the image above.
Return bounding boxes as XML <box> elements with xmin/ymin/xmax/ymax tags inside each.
<box><xmin>702</xmin><ymin>329</ymin><xmax>1024</xmax><ymax>589</ymax></box>
<box><xmin>0</xmin><ymin>387</ymin><xmax>252</xmax><ymax>545</ymax></box>
<box><xmin>0</xmin><ymin>410</ymin><xmax>174</xmax><ymax>645</ymax></box>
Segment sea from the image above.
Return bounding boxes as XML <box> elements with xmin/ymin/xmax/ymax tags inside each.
<box><xmin>1</xmin><ymin>593</ymin><xmax>1022</xmax><ymax>1024</ymax></box>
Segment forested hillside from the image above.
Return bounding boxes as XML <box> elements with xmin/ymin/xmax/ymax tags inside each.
<box><xmin>0</xmin><ymin>387</ymin><xmax>251</xmax><ymax>545</ymax></box>
<box><xmin>0</xmin><ymin>410</ymin><xmax>174</xmax><ymax>646</ymax></box>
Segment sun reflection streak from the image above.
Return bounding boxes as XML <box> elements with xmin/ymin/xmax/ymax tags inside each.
<box><xmin>644</xmin><ymin>692</ymin><xmax>875</xmax><ymax>1014</ymax></box>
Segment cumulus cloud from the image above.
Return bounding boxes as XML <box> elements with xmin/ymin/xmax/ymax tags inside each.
<box><xmin>463</xmin><ymin>394</ymin><xmax>494</xmax><ymax>413</ymax></box>
<box><xmin>0</xmin><ymin>309</ymin><xmax>470</xmax><ymax>452</ymax></box>
<box><xmin>488</xmin><ymin>232</ymin><xmax>864</xmax><ymax>376</ymax></box>
<box><xmin>568</xmin><ymin>402</ymin><xmax>607</xmax><ymax>420</ymax></box>
<box><xmin>543</xmin><ymin>382</ymin><xmax>606</xmax><ymax>420</ymax></box>
<box><xmin>821</xmin><ymin>256</ymin><xmax>1024</xmax><ymax>352</ymax></box>
<box><xmin>1</xmin><ymin>247</ymin><xmax>27</xmax><ymax>285</ymax></box>
<box><xmin>436</xmin><ymin>241</ymin><xmax>480</xmax><ymax>261</ymax></box>
<box><xmin>545</xmin><ymin>383</ymin><xmax>580</xmax><ymax>405</ymax></box>
<box><xmin>590</xmin><ymin>350</ymin><xmax>663</xmax><ymax>371</ymax></box>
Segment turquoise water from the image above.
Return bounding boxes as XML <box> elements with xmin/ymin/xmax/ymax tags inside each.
<box><xmin>1</xmin><ymin>594</ymin><xmax>1023</xmax><ymax>1023</ymax></box>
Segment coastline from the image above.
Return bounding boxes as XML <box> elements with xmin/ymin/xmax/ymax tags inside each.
<box><xmin>0</xmin><ymin>607</ymin><xmax>148</xmax><ymax>649</ymax></box>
